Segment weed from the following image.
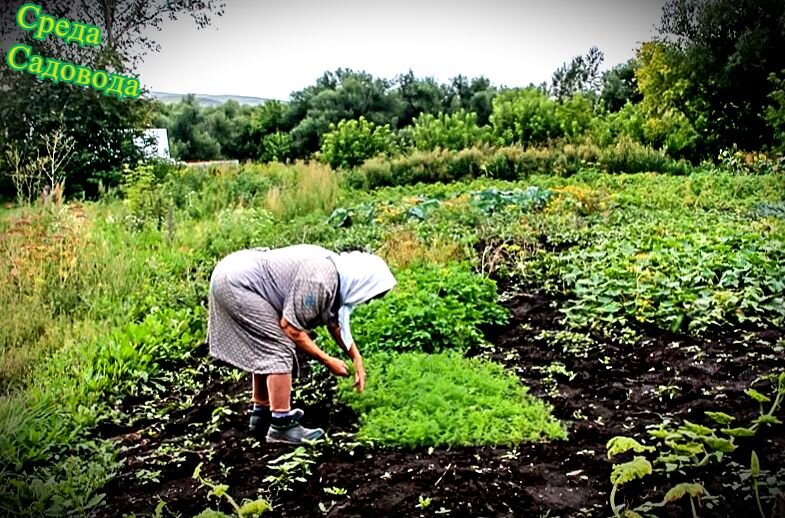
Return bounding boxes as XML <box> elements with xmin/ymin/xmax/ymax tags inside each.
<box><xmin>192</xmin><ymin>463</ymin><xmax>271</xmax><ymax>517</ymax></box>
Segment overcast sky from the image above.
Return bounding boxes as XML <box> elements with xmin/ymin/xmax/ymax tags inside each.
<box><xmin>137</xmin><ymin>0</ymin><xmax>667</xmax><ymax>100</ymax></box>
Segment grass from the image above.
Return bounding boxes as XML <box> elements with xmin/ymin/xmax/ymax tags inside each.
<box><xmin>338</xmin><ymin>351</ymin><xmax>567</xmax><ymax>447</ymax></box>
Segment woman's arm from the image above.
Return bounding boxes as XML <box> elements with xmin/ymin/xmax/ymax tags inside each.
<box><xmin>280</xmin><ymin>318</ymin><xmax>348</xmax><ymax>377</ymax></box>
<box><xmin>327</xmin><ymin>322</ymin><xmax>366</xmax><ymax>392</ymax></box>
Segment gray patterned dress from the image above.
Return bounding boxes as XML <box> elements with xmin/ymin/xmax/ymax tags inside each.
<box><xmin>208</xmin><ymin>244</ymin><xmax>340</xmax><ymax>375</ymax></box>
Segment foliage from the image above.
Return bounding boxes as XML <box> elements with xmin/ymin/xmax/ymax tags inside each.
<box><xmin>600</xmin><ymin>60</ymin><xmax>642</xmax><ymax>113</ymax></box>
<box><xmin>555</xmin><ymin>94</ymin><xmax>597</xmax><ymax>138</ymax></box>
<box><xmin>0</xmin><ymin>0</ymin><xmax>224</xmax><ymax>198</ymax></box>
<box><xmin>551</xmin><ymin>46</ymin><xmax>604</xmax><ymax>101</ymax></box>
<box><xmin>338</xmin><ymin>351</ymin><xmax>566</xmax><ymax>447</ymax></box>
<box><xmin>319</xmin><ymin>117</ymin><xmax>395</xmax><ymax>169</ymax></box>
<box><xmin>606</xmin><ymin>373</ymin><xmax>785</xmax><ymax>517</ymax></box>
<box><xmin>716</xmin><ymin>148</ymin><xmax>784</xmax><ymax>175</ymax></box>
<box><xmin>263</xmin><ymin>162</ymin><xmax>340</xmax><ymax>220</ymax></box>
<box><xmin>658</xmin><ymin>0</ymin><xmax>785</xmax><ymax>154</ymax></box>
<box><xmin>349</xmin><ymin>263</ymin><xmax>508</xmax><ymax>354</ymax></box>
<box><xmin>766</xmin><ymin>70</ymin><xmax>785</xmax><ymax>152</ymax></box>
<box><xmin>193</xmin><ymin>463</ymin><xmax>272</xmax><ymax>517</ymax></box>
<box><xmin>353</xmin><ymin>143</ymin><xmax>692</xmax><ymax>190</ymax></box>
<box><xmin>518</xmin><ymin>210</ymin><xmax>785</xmax><ymax>335</ymax></box>
<box><xmin>409</xmin><ymin>110</ymin><xmax>491</xmax><ymax>151</ymax></box>
<box><xmin>634</xmin><ymin>41</ymin><xmax>701</xmax><ymax>157</ymax></box>
<box><xmin>490</xmin><ymin>88</ymin><xmax>562</xmax><ymax>145</ymax></box>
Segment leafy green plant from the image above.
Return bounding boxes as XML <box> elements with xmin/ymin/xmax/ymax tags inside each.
<box><xmin>338</xmin><ymin>351</ymin><xmax>566</xmax><ymax>447</ymax></box>
<box><xmin>518</xmin><ymin>211</ymin><xmax>785</xmax><ymax>335</ymax></box>
<box><xmin>410</xmin><ymin>110</ymin><xmax>491</xmax><ymax>151</ymax></box>
<box><xmin>490</xmin><ymin>88</ymin><xmax>562</xmax><ymax>145</ymax></box>
<box><xmin>262</xmin><ymin>447</ymin><xmax>317</xmax><ymax>495</ymax></box>
<box><xmin>320</xmin><ymin>116</ymin><xmax>396</xmax><ymax>169</ymax></box>
<box><xmin>349</xmin><ymin>263</ymin><xmax>508</xmax><ymax>354</ymax></box>
<box><xmin>606</xmin><ymin>373</ymin><xmax>785</xmax><ymax>516</ymax></box>
<box><xmin>192</xmin><ymin>463</ymin><xmax>271</xmax><ymax>517</ymax></box>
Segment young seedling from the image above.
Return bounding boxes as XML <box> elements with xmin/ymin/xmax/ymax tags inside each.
<box><xmin>192</xmin><ymin>463</ymin><xmax>272</xmax><ymax>517</ymax></box>
<box><xmin>750</xmin><ymin>451</ymin><xmax>765</xmax><ymax>518</ymax></box>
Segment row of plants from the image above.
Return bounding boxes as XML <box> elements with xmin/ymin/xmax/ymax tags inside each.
<box><xmin>515</xmin><ymin>210</ymin><xmax>785</xmax><ymax>336</ymax></box>
<box><xmin>607</xmin><ymin>373</ymin><xmax>785</xmax><ymax>517</ymax></box>
<box><xmin>343</xmin><ymin>139</ymin><xmax>694</xmax><ymax>190</ymax></box>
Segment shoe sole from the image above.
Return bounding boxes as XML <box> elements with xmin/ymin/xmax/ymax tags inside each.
<box><xmin>266</xmin><ymin>434</ymin><xmax>324</xmax><ymax>444</ymax></box>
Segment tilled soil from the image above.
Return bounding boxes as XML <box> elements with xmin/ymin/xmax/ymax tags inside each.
<box><xmin>97</xmin><ymin>285</ymin><xmax>785</xmax><ymax>518</ymax></box>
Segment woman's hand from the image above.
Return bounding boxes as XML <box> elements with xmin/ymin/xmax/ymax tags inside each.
<box><xmin>324</xmin><ymin>356</ymin><xmax>349</xmax><ymax>377</ymax></box>
<box><xmin>353</xmin><ymin>360</ymin><xmax>366</xmax><ymax>393</ymax></box>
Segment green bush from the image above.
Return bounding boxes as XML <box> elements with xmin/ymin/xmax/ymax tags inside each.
<box><xmin>490</xmin><ymin>88</ymin><xmax>562</xmax><ymax>145</ymax></box>
<box><xmin>555</xmin><ymin>94</ymin><xmax>597</xmax><ymax>138</ymax></box>
<box><xmin>593</xmin><ymin>101</ymin><xmax>647</xmax><ymax>146</ymax></box>
<box><xmin>320</xmin><ymin>116</ymin><xmax>396</xmax><ymax>169</ymax></box>
<box><xmin>598</xmin><ymin>136</ymin><xmax>689</xmax><ymax>175</ymax></box>
<box><xmin>260</xmin><ymin>131</ymin><xmax>294</xmax><ymax>163</ymax></box>
<box><xmin>766</xmin><ymin>70</ymin><xmax>785</xmax><ymax>153</ymax></box>
<box><xmin>410</xmin><ymin>110</ymin><xmax>492</xmax><ymax>151</ymax></box>
<box><xmin>352</xmin><ymin>143</ymin><xmax>693</xmax><ymax>189</ymax></box>
<box><xmin>350</xmin><ymin>263</ymin><xmax>508</xmax><ymax>353</ymax></box>
<box><xmin>338</xmin><ymin>351</ymin><xmax>566</xmax><ymax>447</ymax></box>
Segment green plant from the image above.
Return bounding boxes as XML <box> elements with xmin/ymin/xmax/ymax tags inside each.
<box><xmin>605</xmin><ymin>373</ymin><xmax>785</xmax><ymax>516</ymax></box>
<box><xmin>490</xmin><ymin>88</ymin><xmax>562</xmax><ymax>145</ymax></box>
<box><xmin>262</xmin><ymin>447</ymin><xmax>317</xmax><ymax>494</ymax></box>
<box><xmin>416</xmin><ymin>495</ymin><xmax>432</xmax><ymax>509</ymax></box>
<box><xmin>338</xmin><ymin>351</ymin><xmax>566</xmax><ymax>447</ymax></box>
<box><xmin>410</xmin><ymin>110</ymin><xmax>491</xmax><ymax>151</ymax></box>
<box><xmin>320</xmin><ymin>116</ymin><xmax>396</xmax><ymax>169</ymax></box>
<box><xmin>517</xmin><ymin>210</ymin><xmax>785</xmax><ymax>335</ymax></box>
<box><xmin>193</xmin><ymin>463</ymin><xmax>272</xmax><ymax>517</ymax></box>
<box><xmin>349</xmin><ymin>263</ymin><xmax>508</xmax><ymax>354</ymax></box>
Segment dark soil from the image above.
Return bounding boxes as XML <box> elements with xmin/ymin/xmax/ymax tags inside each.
<box><xmin>96</xmin><ymin>282</ymin><xmax>785</xmax><ymax>518</ymax></box>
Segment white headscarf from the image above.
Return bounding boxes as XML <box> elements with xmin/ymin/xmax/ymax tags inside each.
<box><xmin>329</xmin><ymin>251</ymin><xmax>396</xmax><ymax>350</ymax></box>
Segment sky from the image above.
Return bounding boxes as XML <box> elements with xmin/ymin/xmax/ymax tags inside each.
<box><xmin>137</xmin><ymin>0</ymin><xmax>668</xmax><ymax>101</ymax></box>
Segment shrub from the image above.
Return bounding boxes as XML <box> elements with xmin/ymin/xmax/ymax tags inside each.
<box><xmin>593</xmin><ymin>101</ymin><xmax>647</xmax><ymax>146</ymax></box>
<box><xmin>350</xmin><ymin>263</ymin><xmax>508</xmax><ymax>353</ymax></box>
<box><xmin>555</xmin><ymin>93</ymin><xmax>597</xmax><ymax>138</ymax></box>
<box><xmin>766</xmin><ymin>70</ymin><xmax>785</xmax><ymax>153</ymax></box>
<box><xmin>320</xmin><ymin>117</ymin><xmax>396</xmax><ymax>169</ymax></box>
<box><xmin>410</xmin><ymin>110</ymin><xmax>492</xmax><ymax>151</ymax></box>
<box><xmin>490</xmin><ymin>88</ymin><xmax>562</xmax><ymax>145</ymax></box>
<box><xmin>260</xmin><ymin>131</ymin><xmax>294</xmax><ymax>163</ymax></box>
<box><xmin>338</xmin><ymin>351</ymin><xmax>567</xmax><ymax>447</ymax></box>
<box><xmin>598</xmin><ymin>136</ymin><xmax>689</xmax><ymax>175</ymax></box>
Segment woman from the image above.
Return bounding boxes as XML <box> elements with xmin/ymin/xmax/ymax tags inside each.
<box><xmin>208</xmin><ymin>244</ymin><xmax>396</xmax><ymax>445</ymax></box>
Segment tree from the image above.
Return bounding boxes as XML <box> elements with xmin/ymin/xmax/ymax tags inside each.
<box><xmin>634</xmin><ymin>41</ymin><xmax>701</xmax><ymax>156</ymax></box>
<box><xmin>410</xmin><ymin>110</ymin><xmax>491</xmax><ymax>151</ymax></box>
<box><xmin>167</xmin><ymin>95</ymin><xmax>221</xmax><ymax>160</ymax></box>
<box><xmin>600</xmin><ymin>59</ymin><xmax>642</xmax><ymax>112</ymax></box>
<box><xmin>657</xmin><ymin>0</ymin><xmax>785</xmax><ymax>152</ymax></box>
<box><xmin>551</xmin><ymin>46</ymin><xmax>604</xmax><ymax>101</ymax></box>
<box><xmin>319</xmin><ymin>117</ymin><xmax>395</xmax><ymax>169</ymax></box>
<box><xmin>393</xmin><ymin>70</ymin><xmax>446</xmax><ymax>128</ymax></box>
<box><xmin>490</xmin><ymin>87</ymin><xmax>562</xmax><ymax>145</ymax></box>
<box><xmin>287</xmin><ymin>69</ymin><xmax>399</xmax><ymax>158</ymax></box>
<box><xmin>765</xmin><ymin>70</ymin><xmax>785</xmax><ymax>152</ymax></box>
<box><xmin>0</xmin><ymin>0</ymin><xmax>225</xmax><ymax>198</ymax></box>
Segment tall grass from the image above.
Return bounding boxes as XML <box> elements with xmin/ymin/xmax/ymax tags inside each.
<box><xmin>264</xmin><ymin>161</ymin><xmax>340</xmax><ymax>219</ymax></box>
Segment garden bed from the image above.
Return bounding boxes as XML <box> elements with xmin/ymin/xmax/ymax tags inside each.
<box><xmin>97</xmin><ymin>283</ymin><xmax>785</xmax><ymax>517</ymax></box>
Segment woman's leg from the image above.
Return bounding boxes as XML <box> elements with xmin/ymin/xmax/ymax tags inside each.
<box><xmin>266</xmin><ymin>373</ymin><xmax>292</xmax><ymax>412</ymax></box>
<box><xmin>252</xmin><ymin>373</ymin><xmax>269</xmax><ymax>406</ymax></box>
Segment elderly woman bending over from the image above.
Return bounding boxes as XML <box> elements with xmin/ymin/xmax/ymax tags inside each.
<box><xmin>208</xmin><ymin>244</ymin><xmax>395</xmax><ymax>444</ymax></box>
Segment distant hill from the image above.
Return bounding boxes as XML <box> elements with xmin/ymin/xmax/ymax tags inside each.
<box><xmin>148</xmin><ymin>91</ymin><xmax>271</xmax><ymax>107</ymax></box>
